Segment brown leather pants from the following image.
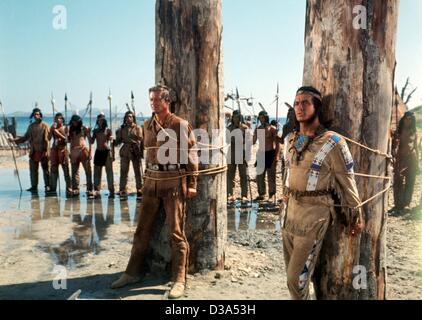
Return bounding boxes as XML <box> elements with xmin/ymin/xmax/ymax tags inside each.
<box><xmin>125</xmin><ymin>194</ymin><xmax>189</xmax><ymax>283</ymax></box>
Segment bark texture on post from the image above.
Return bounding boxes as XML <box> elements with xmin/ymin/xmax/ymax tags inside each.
<box><xmin>303</xmin><ymin>0</ymin><xmax>399</xmax><ymax>299</ymax></box>
<box><xmin>149</xmin><ymin>0</ymin><xmax>226</xmax><ymax>275</ymax></box>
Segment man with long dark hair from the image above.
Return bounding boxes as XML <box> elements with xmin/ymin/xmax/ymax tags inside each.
<box><xmin>392</xmin><ymin>111</ymin><xmax>419</xmax><ymax>210</ymax></box>
<box><xmin>10</xmin><ymin>108</ymin><xmax>50</xmax><ymax>193</ymax></box>
<box><xmin>281</xmin><ymin>86</ymin><xmax>364</xmax><ymax>300</ymax></box>
<box><xmin>253</xmin><ymin>110</ymin><xmax>280</xmax><ymax>201</ymax></box>
<box><xmin>90</xmin><ymin>113</ymin><xmax>115</xmax><ymax>198</ymax></box>
<box><xmin>48</xmin><ymin>112</ymin><xmax>72</xmax><ymax>196</ymax></box>
<box><xmin>68</xmin><ymin>114</ymin><xmax>93</xmax><ymax>197</ymax></box>
<box><xmin>115</xmin><ymin>111</ymin><xmax>143</xmax><ymax>200</ymax></box>
<box><xmin>227</xmin><ymin>110</ymin><xmax>249</xmax><ymax>202</ymax></box>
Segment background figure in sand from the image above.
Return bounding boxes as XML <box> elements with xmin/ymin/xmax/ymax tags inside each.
<box><xmin>10</xmin><ymin>108</ymin><xmax>50</xmax><ymax>193</ymax></box>
<box><xmin>115</xmin><ymin>111</ymin><xmax>143</xmax><ymax>200</ymax></box>
<box><xmin>48</xmin><ymin>112</ymin><xmax>72</xmax><ymax>196</ymax></box>
<box><xmin>253</xmin><ymin>110</ymin><xmax>280</xmax><ymax>201</ymax></box>
<box><xmin>227</xmin><ymin>110</ymin><xmax>249</xmax><ymax>202</ymax></box>
<box><xmin>68</xmin><ymin>114</ymin><xmax>93</xmax><ymax>197</ymax></box>
<box><xmin>280</xmin><ymin>106</ymin><xmax>297</xmax><ymax>179</ymax></box>
<box><xmin>393</xmin><ymin>111</ymin><xmax>420</xmax><ymax>211</ymax></box>
<box><xmin>91</xmin><ymin>114</ymin><xmax>115</xmax><ymax>198</ymax></box>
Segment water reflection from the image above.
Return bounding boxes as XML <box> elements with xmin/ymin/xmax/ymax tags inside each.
<box><xmin>1</xmin><ymin>166</ymin><xmax>281</xmax><ymax>273</ymax></box>
<box><xmin>227</xmin><ymin>202</ymin><xmax>281</xmax><ymax>232</ymax></box>
<box><xmin>0</xmin><ymin>167</ymin><xmax>141</xmax><ymax>269</ymax></box>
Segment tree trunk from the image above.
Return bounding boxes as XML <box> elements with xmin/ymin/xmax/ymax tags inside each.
<box><xmin>148</xmin><ymin>0</ymin><xmax>226</xmax><ymax>276</ymax></box>
<box><xmin>303</xmin><ymin>0</ymin><xmax>399</xmax><ymax>299</ymax></box>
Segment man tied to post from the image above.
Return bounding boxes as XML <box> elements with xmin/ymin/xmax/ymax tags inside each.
<box><xmin>10</xmin><ymin>108</ymin><xmax>50</xmax><ymax>193</ymax></box>
<box><xmin>281</xmin><ymin>86</ymin><xmax>364</xmax><ymax>300</ymax></box>
<box><xmin>111</xmin><ymin>85</ymin><xmax>198</xmax><ymax>300</ymax></box>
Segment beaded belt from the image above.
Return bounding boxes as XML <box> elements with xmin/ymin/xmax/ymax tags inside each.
<box><xmin>283</xmin><ymin>187</ymin><xmax>333</xmax><ymax>198</ymax></box>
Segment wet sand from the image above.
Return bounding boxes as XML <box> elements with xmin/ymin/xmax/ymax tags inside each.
<box><xmin>0</xmin><ymin>153</ymin><xmax>421</xmax><ymax>300</ymax></box>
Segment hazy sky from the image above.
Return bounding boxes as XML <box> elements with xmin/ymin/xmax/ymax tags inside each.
<box><xmin>0</xmin><ymin>0</ymin><xmax>421</xmax><ymax>117</ymax></box>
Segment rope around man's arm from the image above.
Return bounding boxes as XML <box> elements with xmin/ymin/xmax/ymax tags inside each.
<box><xmin>340</xmin><ymin>134</ymin><xmax>392</xmax><ymax>160</ymax></box>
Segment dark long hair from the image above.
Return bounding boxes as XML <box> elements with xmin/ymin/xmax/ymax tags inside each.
<box><xmin>231</xmin><ymin>110</ymin><xmax>244</xmax><ymax>126</ymax></box>
<box><xmin>281</xmin><ymin>107</ymin><xmax>297</xmax><ymax>142</ymax></box>
<box><xmin>121</xmin><ymin>111</ymin><xmax>136</xmax><ymax>128</ymax></box>
<box><xmin>69</xmin><ymin>114</ymin><xmax>83</xmax><ymax>135</ymax></box>
<box><xmin>94</xmin><ymin>114</ymin><xmax>108</xmax><ymax>131</ymax></box>
<box><xmin>54</xmin><ymin>112</ymin><xmax>64</xmax><ymax>123</ymax></box>
<box><xmin>293</xmin><ymin>86</ymin><xmax>333</xmax><ymax>130</ymax></box>
<box><xmin>258</xmin><ymin>111</ymin><xmax>270</xmax><ymax>125</ymax></box>
<box><xmin>398</xmin><ymin>111</ymin><xmax>416</xmax><ymax>135</ymax></box>
<box><xmin>30</xmin><ymin>108</ymin><xmax>43</xmax><ymax>120</ymax></box>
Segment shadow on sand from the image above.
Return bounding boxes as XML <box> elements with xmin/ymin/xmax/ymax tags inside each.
<box><xmin>0</xmin><ymin>273</ymin><xmax>171</xmax><ymax>300</ymax></box>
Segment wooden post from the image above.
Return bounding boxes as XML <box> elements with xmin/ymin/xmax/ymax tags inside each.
<box><xmin>303</xmin><ymin>0</ymin><xmax>399</xmax><ymax>299</ymax></box>
<box><xmin>149</xmin><ymin>0</ymin><xmax>226</xmax><ymax>275</ymax></box>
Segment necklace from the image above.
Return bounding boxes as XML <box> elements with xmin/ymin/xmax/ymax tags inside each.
<box><xmin>293</xmin><ymin>133</ymin><xmax>312</xmax><ymax>163</ymax></box>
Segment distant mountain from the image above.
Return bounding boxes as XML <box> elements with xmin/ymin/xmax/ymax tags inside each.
<box><xmin>6</xmin><ymin>108</ymin><xmax>130</xmax><ymax>118</ymax></box>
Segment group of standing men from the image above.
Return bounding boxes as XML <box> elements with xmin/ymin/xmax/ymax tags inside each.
<box><xmin>226</xmin><ymin>109</ymin><xmax>281</xmax><ymax>203</ymax></box>
<box><xmin>10</xmin><ymin>108</ymin><xmax>144</xmax><ymax>200</ymax></box>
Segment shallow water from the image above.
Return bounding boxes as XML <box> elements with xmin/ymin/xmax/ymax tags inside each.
<box><xmin>227</xmin><ymin>202</ymin><xmax>281</xmax><ymax>232</ymax></box>
<box><xmin>0</xmin><ymin>167</ymin><xmax>140</xmax><ymax>271</ymax></box>
<box><xmin>0</xmin><ymin>167</ymin><xmax>280</xmax><ymax>275</ymax></box>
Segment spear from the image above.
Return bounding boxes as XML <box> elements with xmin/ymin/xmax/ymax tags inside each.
<box><xmin>275</xmin><ymin>83</ymin><xmax>280</xmax><ymax>130</ymax></box>
<box><xmin>284</xmin><ymin>102</ymin><xmax>293</xmax><ymax>109</ymax></box>
<box><xmin>258</xmin><ymin>102</ymin><xmax>267</xmax><ymax>113</ymax></box>
<box><xmin>131</xmin><ymin>91</ymin><xmax>144</xmax><ymax>182</ymax></box>
<box><xmin>51</xmin><ymin>93</ymin><xmax>56</xmax><ymax>117</ymax></box>
<box><xmin>51</xmin><ymin>93</ymin><xmax>61</xmax><ymax>195</ymax></box>
<box><xmin>64</xmin><ymin>93</ymin><xmax>68</xmax><ymax>124</ymax></box>
<box><xmin>0</xmin><ymin>100</ymin><xmax>23</xmax><ymax>192</ymax></box>
<box><xmin>131</xmin><ymin>91</ymin><xmax>136</xmax><ymax>115</ymax></box>
<box><xmin>108</xmin><ymin>89</ymin><xmax>115</xmax><ymax>161</ymax></box>
<box><xmin>88</xmin><ymin>92</ymin><xmax>93</xmax><ymax>160</ymax></box>
<box><xmin>236</xmin><ymin>87</ymin><xmax>242</xmax><ymax>114</ymax></box>
<box><xmin>274</xmin><ymin>83</ymin><xmax>280</xmax><ymax>206</ymax></box>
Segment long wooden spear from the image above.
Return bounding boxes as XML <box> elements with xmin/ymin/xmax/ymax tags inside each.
<box><xmin>0</xmin><ymin>100</ymin><xmax>22</xmax><ymax>192</ymax></box>
<box><xmin>88</xmin><ymin>92</ymin><xmax>93</xmax><ymax>160</ymax></box>
<box><xmin>64</xmin><ymin>93</ymin><xmax>68</xmax><ymax>124</ymax></box>
<box><xmin>51</xmin><ymin>93</ymin><xmax>61</xmax><ymax>195</ymax></box>
<box><xmin>131</xmin><ymin>91</ymin><xmax>144</xmax><ymax>180</ymax></box>
<box><xmin>236</xmin><ymin>87</ymin><xmax>242</xmax><ymax>114</ymax></box>
<box><xmin>108</xmin><ymin>89</ymin><xmax>115</xmax><ymax>161</ymax></box>
<box><xmin>275</xmin><ymin>83</ymin><xmax>280</xmax><ymax>130</ymax></box>
<box><xmin>131</xmin><ymin>91</ymin><xmax>136</xmax><ymax>115</ymax></box>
